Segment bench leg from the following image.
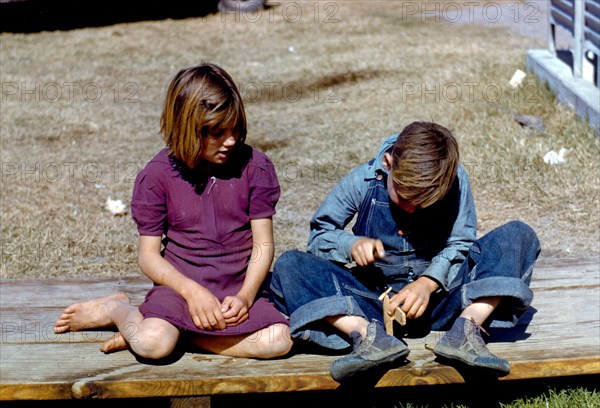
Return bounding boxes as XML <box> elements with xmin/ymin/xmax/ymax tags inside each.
<box><xmin>170</xmin><ymin>396</ymin><xmax>211</xmax><ymax>408</ymax></box>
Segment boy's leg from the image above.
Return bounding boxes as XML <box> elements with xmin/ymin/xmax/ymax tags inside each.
<box><xmin>271</xmin><ymin>250</ymin><xmax>409</xmax><ymax>382</ymax></box>
<box><xmin>270</xmin><ymin>250</ymin><xmax>384</xmax><ymax>344</ymax></box>
<box><xmin>431</xmin><ymin>220</ymin><xmax>541</xmax><ymax>376</ymax></box>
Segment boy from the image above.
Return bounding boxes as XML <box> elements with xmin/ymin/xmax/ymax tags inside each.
<box><xmin>270</xmin><ymin>121</ymin><xmax>540</xmax><ymax>382</ymax></box>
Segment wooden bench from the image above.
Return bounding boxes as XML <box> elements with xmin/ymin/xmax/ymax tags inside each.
<box><xmin>1</xmin><ymin>257</ymin><xmax>599</xmax><ymax>406</ymax></box>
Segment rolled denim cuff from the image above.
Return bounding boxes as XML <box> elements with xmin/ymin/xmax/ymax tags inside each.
<box><xmin>339</xmin><ymin>234</ymin><xmax>360</xmax><ymax>263</ymax></box>
<box><xmin>422</xmin><ymin>258</ymin><xmax>451</xmax><ymax>291</ymax></box>
<box><xmin>288</xmin><ymin>295</ymin><xmax>368</xmax><ymax>350</ymax></box>
<box><xmin>461</xmin><ymin>276</ymin><xmax>534</xmax><ymax>328</ymax></box>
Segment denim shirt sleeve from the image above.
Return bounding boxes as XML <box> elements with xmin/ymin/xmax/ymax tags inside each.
<box><xmin>421</xmin><ymin>165</ymin><xmax>477</xmax><ymax>291</ymax></box>
<box><xmin>307</xmin><ymin>164</ymin><xmax>370</xmax><ymax>263</ymax></box>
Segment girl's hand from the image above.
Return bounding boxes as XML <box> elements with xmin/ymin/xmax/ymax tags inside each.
<box><xmin>388</xmin><ymin>277</ymin><xmax>438</xmax><ymax>320</ymax></box>
<box><xmin>183</xmin><ymin>283</ymin><xmax>226</xmax><ymax>331</ymax></box>
<box><xmin>220</xmin><ymin>295</ymin><xmax>251</xmax><ymax>327</ymax></box>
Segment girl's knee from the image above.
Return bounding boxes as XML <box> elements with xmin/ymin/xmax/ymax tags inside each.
<box><xmin>254</xmin><ymin>324</ymin><xmax>293</xmax><ymax>358</ymax></box>
<box><xmin>131</xmin><ymin>325</ymin><xmax>179</xmax><ymax>359</ymax></box>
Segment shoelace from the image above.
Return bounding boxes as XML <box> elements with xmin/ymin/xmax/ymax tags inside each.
<box><xmin>465</xmin><ymin>317</ymin><xmax>492</xmax><ymax>354</ymax></box>
<box><xmin>468</xmin><ymin>317</ymin><xmax>490</xmax><ymax>336</ymax></box>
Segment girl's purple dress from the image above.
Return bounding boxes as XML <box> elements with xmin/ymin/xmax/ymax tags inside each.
<box><xmin>131</xmin><ymin>144</ymin><xmax>289</xmax><ymax>336</ymax></box>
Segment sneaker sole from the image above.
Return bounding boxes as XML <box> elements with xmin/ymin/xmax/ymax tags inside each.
<box><xmin>331</xmin><ymin>347</ymin><xmax>410</xmax><ymax>382</ymax></box>
<box><xmin>432</xmin><ymin>346</ymin><xmax>510</xmax><ymax>377</ymax></box>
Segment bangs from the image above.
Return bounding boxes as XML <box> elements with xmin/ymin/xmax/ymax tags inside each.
<box><xmin>200</xmin><ymin>101</ymin><xmax>245</xmax><ymax>139</ymax></box>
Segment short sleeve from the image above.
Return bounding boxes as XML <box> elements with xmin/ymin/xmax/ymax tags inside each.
<box><xmin>131</xmin><ymin>170</ymin><xmax>167</xmax><ymax>236</ymax></box>
<box><xmin>248</xmin><ymin>151</ymin><xmax>280</xmax><ymax>219</ymax></box>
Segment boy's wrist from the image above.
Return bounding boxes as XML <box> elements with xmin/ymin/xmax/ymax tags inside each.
<box><xmin>418</xmin><ymin>275</ymin><xmax>440</xmax><ymax>293</ymax></box>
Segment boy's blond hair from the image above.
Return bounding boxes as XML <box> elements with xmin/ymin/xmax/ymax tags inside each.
<box><xmin>160</xmin><ymin>63</ymin><xmax>247</xmax><ymax>169</ymax></box>
<box><xmin>390</xmin><ymin>122</ymin><xmax>459</xmax><ymax>209</ymax></box>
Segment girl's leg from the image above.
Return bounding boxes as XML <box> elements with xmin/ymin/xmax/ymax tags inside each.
<box><xmin>54</xmin><ymin>293</ymin><xmax>180</xmax><ymax>360</ymax></box>
<box><xmin>54</xmin><ymin>292</ymin><xmax>131</xmax><ymax>332</ymax></box>
<box><xmin>189</xmin><ymin>323</ymin><xmax>292</xmax><ymax>359</ymax></box>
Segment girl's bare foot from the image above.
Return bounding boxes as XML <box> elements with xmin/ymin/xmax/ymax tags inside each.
<box><xmin>54</xmin><ymin>292</ymin><xmax>130</xmax><ymax>333</ymax></box>
<box><xmin>101</xmin><ymin>332</ymin><xmax>129</xmax><ymax>353</ymax></box>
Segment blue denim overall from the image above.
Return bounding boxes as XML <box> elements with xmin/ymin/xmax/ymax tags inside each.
<box><xmin>351</xmin><ymin>172</ymin><xmax>460</xmax><ymax>293</ymax></box>
<box><xmin>271</xmin><ymin>174</ymin><xmax>540</xmax><ymax>351</ymax></box>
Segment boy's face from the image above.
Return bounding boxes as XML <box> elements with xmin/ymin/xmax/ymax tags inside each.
<box><xmin>201</xmin><ymin>130</ymin><xmax>238</xmax><ymax>165</ymax></box>
<box><xmin>387</xmin><ymin>175</ymin><xmax>418</xmax><ymax>214</ymax></box>
<box><xmin>383</xmin><ymin>152</ymin><xmax>418</xmax><ymax>214</ymax></box>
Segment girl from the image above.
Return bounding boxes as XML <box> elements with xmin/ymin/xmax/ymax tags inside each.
<box><xmin>54</xmin><ymin>63</ymin><xmax>292</xmax><ymax>360</ymax></box>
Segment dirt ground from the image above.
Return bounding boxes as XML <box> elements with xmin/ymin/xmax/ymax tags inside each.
<box><xmin>1</xmin><ymin>0</ymin><xmax>599</xmax><ymax>278</ymax></box>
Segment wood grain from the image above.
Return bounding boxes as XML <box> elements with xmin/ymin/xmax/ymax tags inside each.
<box><xmin>1</xmin><ymin>257</ymin><xmax>598</xmax><ymax>401</ymax></box>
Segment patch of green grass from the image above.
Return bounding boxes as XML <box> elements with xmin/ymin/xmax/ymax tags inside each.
<box><xmin>502</xmin><ymin>387</ymin><xmax>599</xmax><ymax>408</ymax></box>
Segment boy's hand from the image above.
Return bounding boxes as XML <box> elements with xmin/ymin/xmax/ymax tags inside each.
<box><xmin>351</xmin><ymin>238</ymin><xmax>385</xmax><ymax>266</ymax></box>
<box><xmin>388</xmin><ymin>276</ymin><xmax>438</xmax><ymax>319</ymax></box>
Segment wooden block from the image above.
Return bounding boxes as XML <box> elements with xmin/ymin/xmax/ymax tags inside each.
<box><xmin>383</xmin><ymin>296</ymin><xmax>393</xmax><ymax>334</ymax></box>
<box><xmin>383</xmin><ymin>295</ymin><xmax>406</xmax><ymax>335</ymax></box>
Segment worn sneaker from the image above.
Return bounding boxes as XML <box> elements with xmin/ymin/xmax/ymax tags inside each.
<box><xmin>433</xmin><ymin>317</ymin><xmax>511</xmax><ymax>377</ymax></box>
<box><xmin>330</xmin><ymin>319</ymin><xmax>410</xmax><ymax>382</ymax></box>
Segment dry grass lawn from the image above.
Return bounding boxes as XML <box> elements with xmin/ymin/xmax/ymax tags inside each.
<box><xmin>1</xmin><ymin>0</ymin><xmax>599</xmax><ymax>279</ymax></box>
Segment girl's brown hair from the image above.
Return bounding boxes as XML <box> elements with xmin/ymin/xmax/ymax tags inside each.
<box><xmin>390</xmin><ymin>121</ymin><xmax>459</xmax><ymax>209</ymax></box>
<box><xmin>160</xmin><ymin>63</ymin><xmax>247</xmax><ymax>169</ymax></box>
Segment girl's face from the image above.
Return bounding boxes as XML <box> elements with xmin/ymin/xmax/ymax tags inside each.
<box><xmin>200</xmin><ymin>130</ymin><xmax>238</xmax><ymax>165</ymax></box>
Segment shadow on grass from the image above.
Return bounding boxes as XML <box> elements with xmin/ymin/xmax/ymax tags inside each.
<box><xmin>1</xmin><ymin>375</ymin><xmax>597</xmax><ymax>407</ymax></box>
<box><xmin>210</xmin><ymin>374</ymin><xmax>600</xmax><ymax>408</ymax></box>
<box><xmin>0</xmin><ymin>0</ymin><xmax>219</xmax><ymax>33</ymax></box>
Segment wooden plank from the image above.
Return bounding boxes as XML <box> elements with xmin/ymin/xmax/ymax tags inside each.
<box><xmin>0</xmin><ymin>284</ymin><xmax>593</xmax><ymax>344</ymax></box>
<box><xmin>2</xmin><ymin>263</ymin><xmax>597</xmax><ymax>344</ymax></box>
<box><xmin>0</xmin><ymin>257</ymin><xmax>597</xmax><ymax>306</ymax></box>
<box><xmin>0</xmin><ymin>257</ymin><xmax>596</xmax><ymax>308</ymax></box>
<box><xmin>528</xmin><ymin>257</ymin><xmax>599</xmax><ymax>290</ymax></box>
<box><xmin>1</xmin><ymin>307</ymin><xmax>117</xmax><ymax>344</ymax></box>
<box><xmin>0</xmin><ymin>257</ymin><xmax>598</xmax><ymax>401</ymax></box>
<box><xmin>0</xmin><ymin>277</ymin><xmax>152</xmax><ymax>307</ymax></box>
<box><xmin>2</xmin><ymin>339</ymin><xmax>598</xmax><ymax>400</ymax></box>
